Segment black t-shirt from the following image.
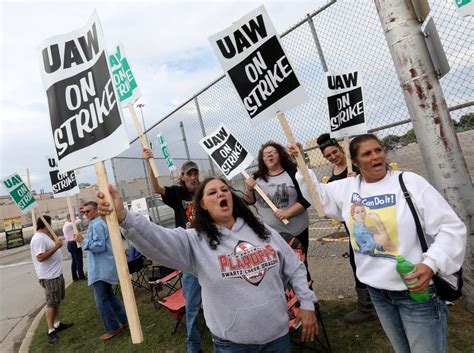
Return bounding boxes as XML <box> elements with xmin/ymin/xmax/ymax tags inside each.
<box><xmin>327</xmin><ymin>165</ymin><xmax>359</xmax><ymax>183</ymax></box>
<box><xmin>162</xmin><ymin>185</ymin><xmax>194</xmax><ymax>228</ymax></box>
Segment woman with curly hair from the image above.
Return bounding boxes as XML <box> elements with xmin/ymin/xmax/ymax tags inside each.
<box><xmin>96</xmin><ymin>177</ymin><xmax>317</xmax><ymax>352</ymax></box>
<box><xmin>244</xmin><ymin>141</ymin><xmax>311</xmax><ymax>272</ymax></box>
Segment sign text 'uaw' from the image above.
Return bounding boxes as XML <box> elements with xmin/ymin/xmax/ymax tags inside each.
<box><xmin>109</xmin><ymin>43</ymin><xmax>141</xmax><ymax>107</ymax></box>
<box><xmin>326</xmin><ymin>70</ymin><xmax>367</xmax><ymax>138</ymax></box>
<box><xmin>209</xmin><ymin>5</ymin><xmax>308</xmax><ymax>126</ymax></box>
<box><xmin>199</xmin><ymin>124</ymin><xmax>253</xmax><ymax>180</ymax></box>
<box><xmin>2</xmin><ymin>173</ymin><xmax>38</xmax><ymax>213</ymax></box>
<box><xmin>46</xmin><ymin>156</ymin><xmax>80</xmax><ymax>198</ymax></box>
<box><xmin>39</xmin><ymin>10</ymin><xmax>129</xmax><ymax>172</ymax></box>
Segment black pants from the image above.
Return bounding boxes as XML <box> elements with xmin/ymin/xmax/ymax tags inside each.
<box><xmin>67</xmin><ymin>241</ymin><xmax>85</xmax><ymax>280</ymax></box>
<box><xmin>296</xmin><ymin>227</ymin><xmax>312</xmax><ymax>283</ymax></box>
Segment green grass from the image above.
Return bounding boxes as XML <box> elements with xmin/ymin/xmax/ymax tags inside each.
<box><xmin>29</xmin><ymin>281</ymin><xmax>474</xmax><ymax>352</ymax></box>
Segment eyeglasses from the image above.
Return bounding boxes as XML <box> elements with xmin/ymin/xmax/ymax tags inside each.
<box><xmin>262</xmin><ymin>150</ymin><xmax>278</xmax><ymax>157</ymax></box>
<box><xmin>319</xmin><ymin>138</ymin><xmax>339</xmax><ymax>150</ymax></box>
<box><xmin>83</xmin><ymin>209</ymin><xmax>93</xmax><ymax>214</ymax></box>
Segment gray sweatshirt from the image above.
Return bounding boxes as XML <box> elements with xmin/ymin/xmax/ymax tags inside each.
<box><xmin>121</xmin><ymin>212</ymin><xmax>316</xmax><ymax>344</ymax></box>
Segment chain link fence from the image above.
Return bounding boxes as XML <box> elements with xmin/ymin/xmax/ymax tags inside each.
<box><xmin>112</xmin><ymin>0</ymin><xmax>473</xmax><ymax>247</ymax></box>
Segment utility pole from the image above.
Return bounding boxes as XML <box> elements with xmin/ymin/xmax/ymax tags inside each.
<box><xmin>179</xmin><ymin>121</ymin><xmax>191</xmax><ymax>160</ymax></box>
<box><xmin>375</xmin><ymin>0</ymin><xmax>474</xmax><ymax>312</ymax></box>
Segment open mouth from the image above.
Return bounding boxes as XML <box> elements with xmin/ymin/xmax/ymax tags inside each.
<box><xmin>372</xmin><ymin>162</ymin><xmax>384</xmax><ymax>169</ymax></box>
<box><xmin>219</xmin><ymin>199</ymin><xmax>228</xmax><ymax>209</ymax></box>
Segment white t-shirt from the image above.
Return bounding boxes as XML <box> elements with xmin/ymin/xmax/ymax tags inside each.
<box><xmin>30</xmin><ymin>232</ymin><xmax>63</xmax><ymax>279</ymax></box>
<box><xmin>62</xmin><ymin>219</ymin><xmax>81</xmax><ymax>242</ymax></box>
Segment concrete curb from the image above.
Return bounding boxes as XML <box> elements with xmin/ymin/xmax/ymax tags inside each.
<box><xmin>18</xmin><ymin>278</ymin><xmax>74</xmax><ymax>353</ymax></box>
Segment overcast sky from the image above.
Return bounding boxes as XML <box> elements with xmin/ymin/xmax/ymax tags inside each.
<box><xmin>0</xmin><ymin>0</ymin><xmax>327</xmax><ymax>194</ymax></box>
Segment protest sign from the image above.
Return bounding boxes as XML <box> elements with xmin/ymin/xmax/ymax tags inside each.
<box><xmin>199</xmin><ymin>124</ymin><xmax>253</xmax><ymax>180</ymax></box>
<box><xmin>200</xmin><ymin>125</ymin><xmax>289</xmax><ymax>224</ymax></box>
<box><xmin>2</xmin><ymin>173</ymin><xmax>37</xmax><ymax>213</ymax></box>
<box><xmin>46</xmin><ymin>156</ymin><xmax>79</xmax><ymax>198</ymax></box>
<box><xmin>157</xmin><ymin>133</ymin><xmax>176</xmax><ymax>171</ymax></box>
<box><xmin>39</xmin><ymin>11</ymin><xmax>142</xmax><ymax>343</ymax></box>
<box><xmin>454</xmin><ymin>0</ymin><xmax>473</xmax><ymax>16</ymax></box>
<box><xmin>209</xmin><ymin>5</ymin><xmax>308</xmax><ymax>126</ymax></box>
<box><xmin>130</xmin><ymin>197</ymin><xmax>150</xmax><ymax>220</ymax></box>
<box><xmin>39</xmin><ymin>10</ymin><xmax>129</xmax><ymax>173</ymax></box>
<box><xmin>326</xmin><ymin>70</ymin><xmax>367</xmax><ymax>139</ymax></box>
<box><xmin>109</xmin><ymin>43</ymin><xmax>141</xmax><ymax>107</ymax></box>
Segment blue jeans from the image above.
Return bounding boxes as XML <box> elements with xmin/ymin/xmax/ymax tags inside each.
<box><xmin>212</xmin><ymin>333</ymin><xmax>291</xmax><ymax>353</ymax></box>
<box><xmin>67</xmin><ymin>241</ymin><xmax>85</xmax><ymax>280</ymax></box>
<box><xmin>368</xmin><ymin>285</ymin><xmax>447</xmax><ymax>353</ymax></box>
<box><xmin>93</xmin><ymin>281</ymin><xmax>128</xmax><ymax>333</ymax></box>
<box><xmin>182</xmin><ymin>272</ymin><xmax>202</xmax><ymax>353</ymax></box>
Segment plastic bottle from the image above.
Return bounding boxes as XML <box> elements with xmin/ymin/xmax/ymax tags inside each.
<box><xmin>396</xmin><ymin>255</ymin><xmax>429</xmax><ymax>302</ymax></box>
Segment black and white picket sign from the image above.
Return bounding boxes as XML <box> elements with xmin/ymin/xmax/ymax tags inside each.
<box><xmin>199</xmin><ymin>124</ymin><xmax>253</xmax><ymax>180</ymax></box>
<box><xmin>39</xmin><ymin>11</ymin><xmax>129</xmax><ymax>172</ymax></box>
<box><xmin>46</xmin><ymin>156</ymin><xmax>79</xmax><ymax>198</ymax></box>
<box><xmin>209</xmin><ymin>5</ymin><xmax>308</xmax><ymax>126</ymax></box>
<box><xmin>326</xmin><ymin>70</ymin><xmax>367</xmax><ymax>138</ymax></box>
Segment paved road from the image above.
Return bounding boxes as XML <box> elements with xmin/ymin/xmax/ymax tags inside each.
<box><xmin>0</xmin><ymin>246</ymin><xmax>77</xmax><ymax>353</ymax></box>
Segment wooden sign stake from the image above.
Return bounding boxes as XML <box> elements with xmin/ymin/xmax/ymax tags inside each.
<box><xmin>66</xmin><ymin>196</ymin><xmax>81</xmax><ymax>248</ymax></box>
<box><xmin>128</xmin><ymin>103</ymin><xmax>160</xmax><ymax>178</ymax></box>
<box><xmin>277</xmin><ymin>112</ymin><xmax>326</xmax><ymax>217</ymax></box>
<box><xmin>26</xmin><ymin>168</ymin><xmax>36</xmax><ymax>230</ymax></box>
<box><xmin>343</xmin><ymin>135</ymin><xmax>353</xmax><ymax>174</ymax></box>
<box><xmin>37</xmin><ymin>212</ymin><xmax>59</xmax><ymax>241</ymax></box>
<box><xmin>95</xmin><ymin>161</ymin><xmax>143</xmax><ymax>344</ymax></box>
<box><xmin>241</xmin><ymin>171</ymin><xmax>289</xmax><ymax>225</ymax></box>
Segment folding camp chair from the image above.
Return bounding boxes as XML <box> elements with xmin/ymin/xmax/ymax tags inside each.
<box><xmin>128</xmin><ymin>255</ymin><xmax>150</xmax><ymax>290</ymax></box>
<box><xmin>149</xmin><ymin>269</ymin><xmax>183</xmax><ymax>308</ymax></box>
<box><xmin>158</xmin><ymin>287</ymin><xmax>186</xmax><ymax>335</ymax></box>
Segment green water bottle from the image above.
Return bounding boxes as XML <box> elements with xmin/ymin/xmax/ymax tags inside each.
<box><xmin>396</xmin><ymin>255</ymin><xmax>429</xmax><ymax>302</ymax></box>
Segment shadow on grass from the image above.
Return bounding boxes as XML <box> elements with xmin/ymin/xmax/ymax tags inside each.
<box><xmin>29</xmin><ymin>281</ymin><xmax>473</xmax><ymax>352</ymax></box>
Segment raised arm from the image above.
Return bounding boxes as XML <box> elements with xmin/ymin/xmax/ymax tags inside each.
<box><xmin>143</xmin><ymin>148</ymin><xmax>165</xmax><ymax>195</ymax></box>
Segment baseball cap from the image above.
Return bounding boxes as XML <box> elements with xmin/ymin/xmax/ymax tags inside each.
<box><xmin>181</xmin><ymin>161</ymin><xmax>199</xmax><ymax>173</ymax></box>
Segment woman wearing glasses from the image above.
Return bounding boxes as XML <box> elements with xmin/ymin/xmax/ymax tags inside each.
<box><xmin>244</xmin><ymin>141</ymin><xmax>311</xmax><ymax>277</ymax></box>
<box><xmin>317</xmin><ymin>133</ymin><xmax>376</xmax><ymax>324</ymax></box>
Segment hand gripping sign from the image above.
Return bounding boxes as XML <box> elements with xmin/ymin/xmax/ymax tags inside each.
<box><xmin>199</xmin><ymin>124</ymin><xmax>288</xmax><ymax>224</ymax></box>
<box><xmin>2</xmin><ymin>173</ymin><xmax>59</xmax><ymax>241</ymax></box>
<box><xmin>39</xmin><ymin>11</ymin><xmax>142</xmax><ymax>344</ymax></box>
<box><xmin>108</xmin><ymin>43</ymin><xmax>160</xmax><ymax>179</ymax></box>
<box><xmin>208</xmin><ymin>5</ymin><xmax>325</xmax><ymax>216</ymax></box>
<box><xmin>326</xmin><ymin>70</ymin><xmax>367</xmax><ymax>174</ymax></box>
<box><xmin>46</xmin><ymin>156</ymin><xmax>82</xmax><ymax>248</ymax></box>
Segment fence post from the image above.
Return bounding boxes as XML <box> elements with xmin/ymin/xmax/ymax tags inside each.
<box><xmin>141</xmin><ymin>159</ymin><xmax>161</xmax><ymax>224</ymax></box>
<box><xmin>195</xmin><ymin>97</ymin><xmax>216</xmax><ymax>175</ymax></box>
<box><xmin>375</xmin><ymin>0</ymin><xmax>474</xmax><ymax>312</ymax></box>
<box><xmin>307</xmin><ymin>14</ymin><xmax>328</xmax><ymax>72</ymax></box>
<box><xmin>179</xmin><ymin>121</ymin><xmax>191</xmax><ymax>160</ymax></box>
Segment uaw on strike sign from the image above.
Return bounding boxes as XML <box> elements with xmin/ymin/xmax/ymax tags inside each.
<box><xmin>209</xmin><ymin>5</ymin><xmax>308</xmax><ymax>126</ymax></box>
<box><xmin>199</xmin><ymin>124</ymin><xmax>253</xmax><ymax>180</ymax></box>
<box><xmin>39</xmin><ymin>11</ymin><xmax>129</xmax><ymax>172</ymax></box>
<box><xmin>326</xmin><ymin>70</ymin><xmax>367</xmax><ymax>138</ymax></box>
<box><xmin>46</xmin><ymin>156</ymin><xmax>79</xmax><ymax>198</ymax></box>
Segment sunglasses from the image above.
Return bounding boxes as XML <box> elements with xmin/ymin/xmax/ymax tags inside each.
<box><xmin>83</xmin><ymin>209</ymin><xmax>94</xmax><ymax>214</ymax></box>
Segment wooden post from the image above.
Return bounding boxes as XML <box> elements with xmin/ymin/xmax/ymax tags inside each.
<box><xmin>277</xmin><ymin>112</ymin><xmax>325</xmax><ymax>217</ymax></box>
<box><xmin>343</xmin><ymin>135</ymin><xmax>353</xmax><ymax>174</ymax></box>
<box><xmin>128</xmin><ymin>103</ymin><xmax>160</xmax><ymax>178</ymax></box>
<box><xmin>66</xmin><ymin>196</ymin><xmax>81</xmax><ymax>248</ymax></box>
<box><xmin>95</xmin><ymin>161</ymin><xmax>143</xmax><ymax>344</ymax></box>
<box><xmin>26</xmin><ymin>168</ymin><xmax>36</xmax><ymax>230</ymax></box>
<box><xmin>241</xmin><ymin>171</ymin><xmax>289</xmax><ymax>225</ymax></box>
<box><xmin>37</xmin><ymin>212</ymin><xmax>59</xmax><ymax>241</ymax></box>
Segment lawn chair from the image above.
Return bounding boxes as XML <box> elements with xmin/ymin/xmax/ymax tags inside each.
<box><xmin>151</xmin><ymin>270</ymin><xmax>185</xmax><ymax>334</ymax></box>
<box><xmin>128</xmin><ymin>255</ymin><xmax>150</xmax><ymax>291</ymax></box>
<box><xmin>149</xmin><ymin>268</ymin><xmax>183</xmax><ymax>308</ymax></box>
